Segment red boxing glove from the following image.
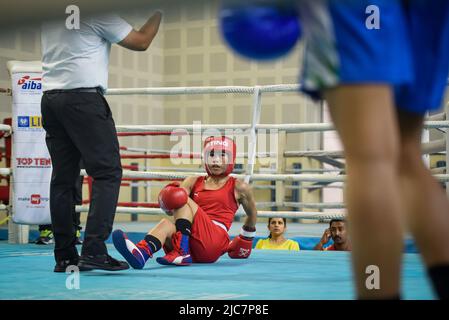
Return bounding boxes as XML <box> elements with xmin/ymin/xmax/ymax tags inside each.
<box><xmin>228</xmin><ymin>225</ymin><xmax>256</xmax><ymax>259</ymax></box>
<box><xmin>158</xmin><ymin>182</ymin><xmax>188</xmax><ymax>215</ymax></box>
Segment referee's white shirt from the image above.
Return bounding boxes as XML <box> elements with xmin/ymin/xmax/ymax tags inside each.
<box><xmin>41</xmin><ymin>14</ymin><xmax>132</xmax><ymax>92</ymax></box>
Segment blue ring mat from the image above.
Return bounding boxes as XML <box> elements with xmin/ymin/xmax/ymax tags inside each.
<box><xmin>0</xmin><ymin>241</ymin><xmax>435</xmax><ymax>300</ymax></box>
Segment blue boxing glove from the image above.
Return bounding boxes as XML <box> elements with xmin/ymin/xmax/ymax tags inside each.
<box><xmin>219</xmin><ymin>0</ymin><xmax>302</xmax><ymax>61</ymax></box>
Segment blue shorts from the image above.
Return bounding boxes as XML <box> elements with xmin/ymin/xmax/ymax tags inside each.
<box><xmin>298</xmin><ymin>0</ymin><xmax>449</xmax><ymax>114</ymax></box>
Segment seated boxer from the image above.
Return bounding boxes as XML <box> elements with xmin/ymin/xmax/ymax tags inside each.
<box><xmin>112</xmin><ymin>136</ymin><xmax>258</xmax><ymax>268</ymax></box>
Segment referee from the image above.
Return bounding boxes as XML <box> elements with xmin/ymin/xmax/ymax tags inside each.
<box><xmin>41</xmin><ymin>11</ymin><xmax>162</xmax><ymax>272</ymax></box>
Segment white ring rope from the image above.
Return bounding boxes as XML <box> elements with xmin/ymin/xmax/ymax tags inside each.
<box><xmin>0</xmin><ymin>168</ymin><xmax>11</xmax><ymax>175</ymax></box>
<box><xmin>120</xmin><ymin>149</ymin><xmax>277</xmax><ymax>159</ymax></box>
<box><xmin>111</xmin><ymin>181</ymin><xmax>345</xmax><ymax>190</ymax></box>
<box><xmin>1</xmin><ymin>165</ymin><xmax>444</xmax><ymax>183</ymax></box>
<box><xmin>115</xmin><ymin>121</ymin><xmax>449</xmax><ymax>134</ymax></box>
<box><xmin>71</xmin><ymin>201</ymin><xmax>343</xmax><ymax>209</ymax></box>
<box><xmin>80</xmin><ymin>169</ymin><xmax>449</xmax><ymax>182</ymax></box>
<box><xmin>129</xmin><ymin>166</ymin><xmax>206</xmax><ymax>173</ymax></box>
<box><xmin>75</xmin><ymin>205</ymin><xmax>346</xmax><ymax>220</ymax></box>
<box><xmin>0</xmin><ymin>124</ymin><xmax>12</xmax><ymax>133</ymax></box>
<box><xmin>124</xmin><ymin>181</ymin><xmax>278</xmax><ymax>190</ymax></box>
<box><xmin>115</xmin><ymin>123</ymin><xmax>333</xmax><ymax>133</ymax></box>
<box><xmin>121</xmin><ymin>165</ymin><xmax>276</xmax><ymax>174</ymax></box>
<box><xmin>105</xmin><ymin>84</ymin><xmax>301</xmax><ymax>96</ymax></box>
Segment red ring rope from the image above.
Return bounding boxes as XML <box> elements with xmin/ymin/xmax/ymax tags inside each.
<box><xmin>117</xmin><ymin>131</ymin><xmax>188</xmax><ymax>137</ymax></box>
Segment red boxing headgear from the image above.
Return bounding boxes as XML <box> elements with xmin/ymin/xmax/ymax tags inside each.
<box><xmin>203</xmin><ymin>136</ymin><xmax>236</xmax><ymax>177</ymax></box>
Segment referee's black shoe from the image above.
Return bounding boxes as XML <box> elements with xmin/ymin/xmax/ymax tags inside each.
<box><xmin>54</xmin><ymin>258</ymin><xmax>93</xmax><ymax>272</ymax></box>
<box><xmin>78</xmin><ymin>254</ymin><xmax>129</xmax><ymax>271</ymax></box>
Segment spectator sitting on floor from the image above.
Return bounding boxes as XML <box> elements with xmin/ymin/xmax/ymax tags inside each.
<box><xmin>314</xmin><ymin>218</ymin><xmax>351</xmax><ymax>251</ymax></box>
<box><xmin>255</xmin><ymin>217</ymin><xmax>299</xmax><ymax>251</ymax></box>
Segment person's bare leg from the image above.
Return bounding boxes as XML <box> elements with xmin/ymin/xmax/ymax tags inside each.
<box><xmin>324</xmin><ymin>85</ymin><xmax>404</xmax><ymax>299</ymax></box>
<box><xmin>172</xmin><ymin>198</ymin><xmax>199</xmax><ymax>223</ymax></box>
<box><xmin>147</xmin><ymin>218</ymin><xmax>176</xmax><ymax>247</ymax></box>
<box><xmin>397</xmin><ymin>110</ymin><xmax>449</xmax><ymax>298</ymax></box>
<box><xmin>155</xmin><ymin>199</ymin><xmax>199</xmax><ymax>265</ymax></box>
<box><xmin>148</xmin><ymin>198</ymin><xmax>199</xmax><ymax>245</ymax></box>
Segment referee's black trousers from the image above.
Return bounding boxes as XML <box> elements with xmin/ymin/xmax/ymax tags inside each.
<box><xmin>41</xmin><ymin>89</ymin><xmax>122</xmax><ymax>262</ymax></box>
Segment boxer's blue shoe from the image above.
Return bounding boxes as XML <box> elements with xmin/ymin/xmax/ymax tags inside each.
<box><xmin>156</xmin><ymin>231</ymin><xmax>192</xmax><ymax>266</ymax></box>
<box><xmin>112</xmin><ymin>230</ymin><xmax>151</xmax><ymax>269</ymax></box>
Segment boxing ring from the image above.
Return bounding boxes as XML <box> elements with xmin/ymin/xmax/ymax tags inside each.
<box><xmin>0</xmin><ymin>83</ymin><xmax>448</xmax><ymax>300</ymax></box>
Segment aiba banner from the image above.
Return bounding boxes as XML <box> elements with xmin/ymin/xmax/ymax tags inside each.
<box><xmin>7</xmin><ymin>61</ymin><xmax>52</xmax><ymax>225</ymax></box>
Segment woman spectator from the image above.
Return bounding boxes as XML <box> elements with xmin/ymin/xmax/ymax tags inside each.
<box><xmin>255</xmin><ymin>218</ymin><xmax>299</xmax><ymax>251</ymax></box>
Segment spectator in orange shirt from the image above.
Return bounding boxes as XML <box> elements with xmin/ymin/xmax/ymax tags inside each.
<box><xmin>314</xmin><ymin>219</ymin><xmax>351</xmax><ymax>251</ymax></box>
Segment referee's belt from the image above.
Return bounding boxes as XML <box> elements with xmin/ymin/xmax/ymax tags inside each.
<box><xmin>44</xmin><ymin>87</ymin><xmax>103</xmax><ymax>94</ymax></box>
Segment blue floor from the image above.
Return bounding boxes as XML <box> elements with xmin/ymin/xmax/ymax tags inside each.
<box><xmin>0</xmin><ymin>242</ymin><xmax>435</xmax><ymax>300</ymax></box>
<box><xmin>0</xmin><ymin>227</ymin><xmax>420</xmax><ymax>253</ymax></box>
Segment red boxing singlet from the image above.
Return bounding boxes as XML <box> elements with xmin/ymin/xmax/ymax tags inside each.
<box><xmin>190</xmin><ymin>176</ymin><xmax>239</xmax><ymax>230</ymax></box>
